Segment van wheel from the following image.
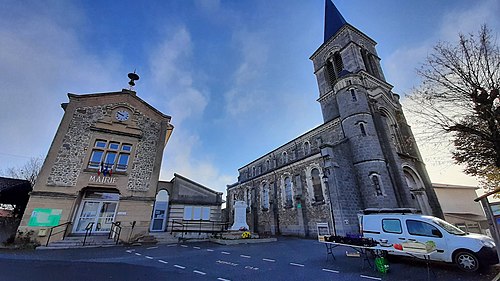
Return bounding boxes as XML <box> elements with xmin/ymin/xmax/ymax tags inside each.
<box><xmin>454</xmin><ymin>250</ymin><xmax>479</xmax><ymax>272</ymax></box>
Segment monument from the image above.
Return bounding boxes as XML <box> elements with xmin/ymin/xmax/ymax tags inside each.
<box><xmin>230</xmin><ymin>201</ymin><xmax>249</xmax><ymax>231</ymax></box>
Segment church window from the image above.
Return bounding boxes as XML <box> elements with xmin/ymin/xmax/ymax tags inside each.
<box><xmin>252</xmin><ymin>166</ymin><xmax>256</xmax><ymax>177</ymax></box>
<box><xmin>311</xmin><ymin>168</ymin><xmax>324</xmax><ymax>202</ymax></box>
<box><xmin>350</xmin><ymin>88</ymin><xmax>357</xmax><ymax>101</ymax></box>
<box><xmin>282</xmin><ymin>152</ymin><xmax>288</xmax><ymax>164</ymax></box>
<box><xmin>360</xmin><ymin>123</ymin><xmax>367</xmax><ymax>136</ymax></box>
<box><xmin>370</xmin><ymin>173</ymin><xmax>385</xmax><ymax>196</ymax></box>
<box><xmin>284</xmin><ymin>177</ymin><xmax>293</xmax><ymax>207</ymax></box>
<box><xmin>88</xmin><ymin>140</ymin><xmax>132</xmax><ymax>172</ymax></box>
<box><xmin>261</xmin><ymin>183</ymin><xmax>270</xmax><ymax>210</ymax></box>
<box><xmin>266</xmin><ymin>159</ymin><xmax>271</xmax><ymax>170</ymax></box>
<box><xmin>333</xmin><ymin>52</ymin><xmax>344</xmax><ymax>76</ymax></box>
<box><xmin>381</xmin><ymin>110</ymin><xmax>403</xmax><ymax>153</ymax></box>
<box><xmin>246</xmin><ymin>189</ymin><xmax>251</xmax><ymax>208</ymax></box>
<box><xmin>303</xmin><ymin>141</ymin><xmax>311</xmax><ymax>155</ymax></box>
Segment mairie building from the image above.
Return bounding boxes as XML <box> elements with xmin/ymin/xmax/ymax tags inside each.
<box><xmin>226</xmin><ymin>0</ymin><xmax>444</xmax><ymax>238</ymax></box>
<box><xmin>18</xmin><ymin>87</ymin><xmax>222</xmax><ymax>246</ymax></box>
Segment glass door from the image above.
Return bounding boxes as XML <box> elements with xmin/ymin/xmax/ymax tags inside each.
<box><xmin>74</xmin><ymin>200</ymin><xmax>118</xmax><ymax>233</ymax></box>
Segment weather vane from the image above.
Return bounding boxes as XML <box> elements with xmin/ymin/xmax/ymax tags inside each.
<box><xmin>127</xmin><ymin>70</ymin><xmax>140</xmax><ymax>90</ymax></box>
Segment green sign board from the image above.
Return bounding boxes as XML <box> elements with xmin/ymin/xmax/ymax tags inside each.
<box><xmin>297</xmin><ymin>203</ymin><xmax>302</xmax><ymax>209</ymax></box>
<box><xmin>28</xmin><ymin>208</ymin><xmax>62</xmax><ymax>227</ymax></box>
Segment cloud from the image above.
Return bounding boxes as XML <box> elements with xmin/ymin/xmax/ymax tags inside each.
<box><xmin>148</xmin><ymin>26</ymin><xmax>233</xmax><ymax>194</ymax></box>
<box><xmin>0</xmin><ymin>2</ymin><xmax>122</xmax><ymax>171</ymax></box>
<box><xmin>224</xmin><ymin>31</ymin><xmax>270</xmax><ymax>116</ymax></box>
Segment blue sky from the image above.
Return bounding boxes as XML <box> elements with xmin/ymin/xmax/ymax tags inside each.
<box><xmin>1</xmin><ymin>0</ymin><xmax>499</xmax><ymax>195</ymax></box>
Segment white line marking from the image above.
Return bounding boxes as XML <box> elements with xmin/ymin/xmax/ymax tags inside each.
<box><xmin>193</xmin><ymin>270</ymin><xmax>206</xmax><ymax>275</ymax></box>
<box><xmin>180</xmin><ymin>245</ymin><xmax>188</xmax><ymax>248</ymax></box>
<box><xmin>289</xmin><ymin>262</ymin><xmax>304</xmax><ymax>267</ymax></box>
<box><xmin>322</xmin><ymin>268</ymin><xmax>339</xmax><ymax>273</ymax></box>
<box><xmin>217</xmin><ymin>278</ymin><xmax>231</xmax><ymax>281</ymax></box>
<box><xmin>262</xmin><ymin>258</ymin><xmax>275</xmax><ymax>262</ymax></box>
<box><xmin>167</xmin><ymin>244</ymin><xmax>176</xmax><ymax>247</ymax></box>
<box><xmin>135</xmin><ymin>253</ymin><xmax>142</xmax><ymax>256</ymax></box>
<box><xmin>240</xmin><ymin>255</ymin><xmax>251</xmax><ymax>258</ymax></box>
<box><xmin>221</xmin><ymin>251</ymin><xmax>230</xmax><ymax>255</ymax></box>
<box><xmin>193</xmin><ymin>246</ymin><xmax>201</xmax><ymax>249</ymax></box>
<box><xmin>158</xmin><ymin>260</ymin><xmax>168</xmax><ymax>264</ymax></box>
<box><xmin>145</xmin><ymin>256</ymin><xmax>153</xmax><ymax>259</ymax></box>
<box><xmin>207</xmin><ymin>249</ymin><xmax>214</xmax><ymax>252</ymax></box>
<box><xmin>147</xmin><ymin>246</ymin><xmax>158</xmax><ymax>250</ymax></box>
<box><xmin>126</xmin><ymin>250</ymin><xmax>133</xmax><ymax>253</ymax></box>
<box><xmin>360</xmin><ymin>275</ymin><xmax>382</xmax><ymax>281</ymax></box>
<box><xmin>174</xmin><ymin>265</ymin><xmax>186</xmax><ymax>269</ymax></box>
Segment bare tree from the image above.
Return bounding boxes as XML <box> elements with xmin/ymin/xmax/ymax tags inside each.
<box><xmin>1</xmin><ymin>156</ymin><xmax>43</xmax><ymax>186</ymax></box>
<box><xmin>408</xmin><ymin>25</ymin><xmax>500</xmax><ymax>191</ymax></box>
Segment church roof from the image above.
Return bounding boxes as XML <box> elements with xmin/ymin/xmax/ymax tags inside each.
<box><xmin>324</xmin><ymin>0</ymin><xmax>347</xmax><ymax>43</ymax></box>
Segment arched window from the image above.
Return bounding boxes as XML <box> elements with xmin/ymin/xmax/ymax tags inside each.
<box><xmin>284</xmin><ymin>177</ymin><xmax>293</xmax><ymax>207</ymax></box>
<box><xmin>311</xmin><ymin>168</ymin><xmax>324</xmax><ymax>202</ymax></box>
<box><xmin>252</xmin><ymin>166</ymin><xmax>256</xmax><ymax>177</ymax></box>
<box><xmin>261</xmin><ymin>183</ymin><xmax>270</xmax><ymax>210</ymax></box>
<box><xmin>370</xmin><ymin>173</ymin><xmax>385</xmax><ymax>196</ymax></box>
<box><xmin>333</xmin><ymin>52</ymin><xmax>344</xmax><ymax>75</ymax></box>
<box><xmin>381</xmin><ymin>110</ymin><xmax>403</xmax><ymax>153</ymax></box>
<box><xmin>350</xmin><ymin>88</ymin><xmax>357</xmax><ymax>102</ymax></box>
<box><xmin>403</xmin><ymin>167</ymin><xmax>432</xmax><ymax>215</ymax></box>
<box><xmin>282</xmin><ymin>152</ymin><xmax>288</xmax><ymax>164</ymax></box>
<box><xmin>266</xmin><ymin>159</ymin><xmax>270</xmax><ymax>170</ymax></box>
<box><xmin>360</xmin><ymin>123</ymin><xmax>367</xmax><ymax>136</ymax></box>
<box><xmin>303</xmin><ymin>141</ymin><xmax>311</xmax><ymax>155</ymax></box>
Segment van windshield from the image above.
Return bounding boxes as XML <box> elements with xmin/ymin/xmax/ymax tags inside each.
<box><xmin>432</xmin><ymin>217</ymin><xmax>466</xmax><ymax>235</ymax></box>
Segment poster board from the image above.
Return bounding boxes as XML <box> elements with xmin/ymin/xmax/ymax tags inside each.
<box><xmin>28</xmin><ymin>208</ymin><xmax>62</xmax><ymax>227</ymax></box>
<box><xmin>317</xmin><ymin>222</ymin><xmax>330</xmax><ymax>242</ymax></box>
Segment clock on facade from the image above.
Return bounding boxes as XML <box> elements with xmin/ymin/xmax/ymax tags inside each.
<box><xmin>115</xmin><ymin>110</ymin><xmax>130</xmax><ymax>121</ymax></box>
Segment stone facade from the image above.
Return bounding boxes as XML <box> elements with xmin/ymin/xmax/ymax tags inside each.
<box><xmin>18</xmin><ymin>89</ymin><xmax>174</xmax><ymax>245</ymax></box>
<box><xmin>227</xmin><ymin>2</ymin><xmax>443</xmax><ymax>238</ymax></box>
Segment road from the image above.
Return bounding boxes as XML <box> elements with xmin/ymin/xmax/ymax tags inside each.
<box><xmin>0</xmin><ymin>237</ymin><xmax>498</xmax><ymax>281</ymax></box>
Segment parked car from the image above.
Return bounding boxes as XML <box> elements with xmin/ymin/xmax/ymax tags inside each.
<box><xmin>360</xmin><ymin>208</ymin><xmax>499</xmax><ymax>272</ymax></box>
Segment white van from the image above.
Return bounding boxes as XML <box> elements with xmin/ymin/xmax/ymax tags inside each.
<box><xmin>360</xmin><ymin>209</ymin><xmax>498</xmax><ymax>272</ymax></box>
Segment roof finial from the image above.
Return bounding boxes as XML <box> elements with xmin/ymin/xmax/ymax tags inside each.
<box><xmin>127</xmin><ymin>70</ymin><xmax>140</xmax><ymax>90</ymax></box>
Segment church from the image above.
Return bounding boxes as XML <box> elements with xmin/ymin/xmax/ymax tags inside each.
<box><xmin>226</xmin><ymin>0</ymin><xmax>444</xmax><ymax>237</ymax></box>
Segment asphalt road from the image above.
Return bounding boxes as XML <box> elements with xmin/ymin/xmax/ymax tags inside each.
<box><xmin>0</xmin><ymin>237</ymin><xmax>498</xmax><ymax>281</ymax></box>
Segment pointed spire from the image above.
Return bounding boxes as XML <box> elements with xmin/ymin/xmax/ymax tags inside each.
<box><xmin>324</xmin><ymin>0</ymin><xmax>347</xmax><ymax>43</ymax></box>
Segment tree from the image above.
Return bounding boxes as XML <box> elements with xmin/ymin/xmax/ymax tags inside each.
<box><xmin>0</xmin><ymin>156</ymin><xmax>43</xmax><ymax>186</ymax></box>
<box><xmin>408</xmin><ymin>25</ymin><xmax>500</xmax><ymax>191</ymax></box>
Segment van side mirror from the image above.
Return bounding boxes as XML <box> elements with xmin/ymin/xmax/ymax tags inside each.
<box><xmin>432</xmin><ymin>229</ymin><xmax>442</xmax><ymax>238</ymax></box>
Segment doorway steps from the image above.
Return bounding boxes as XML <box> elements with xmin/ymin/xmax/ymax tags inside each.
<box><xmin>38</xmin><ymin>235</ymin><xmax>118</xmax><ymax>250</ymax></box>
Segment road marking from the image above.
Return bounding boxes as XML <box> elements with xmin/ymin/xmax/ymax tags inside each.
<box><xmin>262</xmin><ymin>258</ymin><xmax>275</xmax><ymax>262</ymax></box>
<box><xmin>158</xmin><ymin>260</ymin><xmax>168</xmax><ymax>264</ymax></box>
<box><xmin>180</xmin><ymin>245</ymin><xmax>188</xmax><ymax>248</ymax></box>
<box><xmin>492</xmin><ymin>271</ymin><xmax>500</xmax><ymax>281</ymax></box>
<box><xmin>135</xmin><ymin>253</ymin><xmax>142</xmax><ymax>256</ymax></box>
<box><xmin>221</xmin><ymin>251</ymin><xmax>230</xmax><ymax>255</ymax></box>
<box><xmin>216</xmin><ymin>260</ymin><xmax>238</xmax><ymax>266</ymax></box>
<box><xmin>289</xmin><ymin>262</ymin><xmax>304</xmax><ymax>267</ymax></box>
<box><xmin>193</xmin><ymin>270</ymin><xmax>206</xmax><ymax>275</ymax></box>
<box><xmin>207</xmin><ymin>249</ymin><xmax>214</xmax><ymax>252</ymax></box>
<box><xmin>360</xmin><ymin>275</ymin><xmax>381</xmax><ymax>281</ymax></box>
<box><xmin>167</xmin><ymin>244</ymin><xmax>176</xmax><ymax>247</ymax></box>
<box><xmin>322</xmin><ymin>268</ymin><xmax>339</xmax><ymax>273</ymax></box>
<box><xmin>240</xmin><ymin>255</ymin><xmax>251</xmax><ymax>258</ymax></box>
<box><xmin>145</xmin><ymin>256</ymin><xmax>153</xmax><ymax>259</ymax></box>
<box><xmin>174</xmin><ymin>265</ymin><xmax>186</xmax><ymax>269</ymax></box>
<box><xmin>193</xmin><ymin>246</ymin><xmax>201</xmax><ymax>249</ymax></box>
<box><xmin>126</xmin><ymin>250</ymin><xmax>133</xmax><ymax>253</ymax></box>
<box><xmin>146</xmin><ymin>246</ymin><xmax>158</xmax><ymax>250</ymax></box>
<box><xmin>217</xmin><ymin>278</ymin><xmax>231</xmax><ymax>281</ymax></box>
<box><xmin>245</xmin><ymin>265</ymin><xmax>259</xmax><ymax>270</ymax></box>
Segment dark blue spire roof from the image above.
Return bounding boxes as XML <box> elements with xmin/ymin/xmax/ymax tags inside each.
<box><xmin>324</xmin><ymin>0</ymin><xmax>347</xmax><ymax>43</ymax></box>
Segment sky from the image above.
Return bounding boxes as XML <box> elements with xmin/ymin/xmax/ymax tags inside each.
<box><xmin>1</xmin><ymin>0</ymin><xmax>500</xmax><ymax>197</ymax></box>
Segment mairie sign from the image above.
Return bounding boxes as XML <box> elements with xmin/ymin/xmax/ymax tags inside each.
<box><xmin>89</xmin><ymin>175</ymin><xmax>117</xmax><ymax>184</ymax></box>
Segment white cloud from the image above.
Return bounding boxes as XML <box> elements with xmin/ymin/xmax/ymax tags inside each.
<box><xmin>148</xmin><ymin>26</ymin><xmax>233</xmax><ymax>195</ymax></box>
<box><xmin>0</xmin><ymin>2</ymin><xmax>122</xmax><ymax>171</ymax></box>
<box><xmin>224</xmin><ymin>31</ymin><xmax>269</xmax><ymax>116</ymax></box>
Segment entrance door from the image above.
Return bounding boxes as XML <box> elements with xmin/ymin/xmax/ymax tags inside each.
<box><xmin>150</xmin><ymin>190</ymin><xmax>169</xmax><ymax>232</ymax></box>
<box><xmin>74</xmin><ymin>200</ymin><xmax>118</xmax><ymax>233</ymax></box>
